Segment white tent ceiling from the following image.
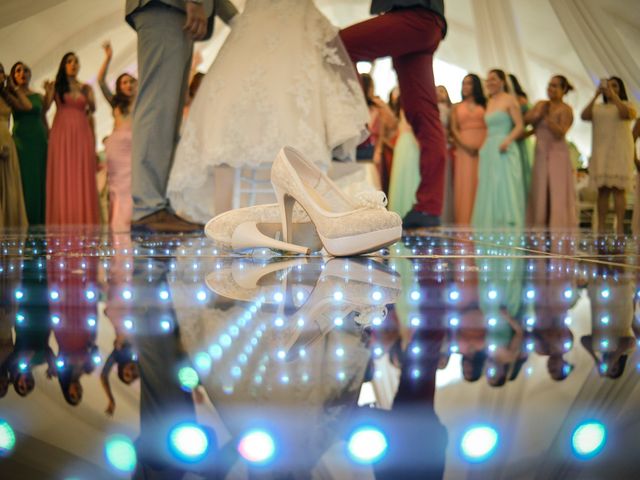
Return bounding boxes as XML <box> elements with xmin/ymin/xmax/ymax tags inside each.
<box><xmin>1</xmin><ymin>0</ymin><xmax>638</xmax><ymax>158</ymax></box>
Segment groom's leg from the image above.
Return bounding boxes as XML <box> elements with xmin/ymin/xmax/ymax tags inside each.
<box><xmin>130</xmin><ymin>4</ymin><xmax>193</xmax><ymax>221</ymax></box>
<box><xmin>340</xmin><ymin>8</ymin><xmax>443</xmax><ymax>62</ymax></box>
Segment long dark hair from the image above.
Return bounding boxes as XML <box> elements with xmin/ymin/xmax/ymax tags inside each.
<box><xmin>508</xmin><ymin>73</ymin><xmax>527</xmax><ymax>99</ymax></box>
<box><xmin>54</xmin><ymin>52</ymin><xmax>76</xmax><ymax>104</ymax></box>
<box><xmin>360</xmin><ymin>72</ymin><xmax>375</xmax><ymax>106</ymax></box>
<box><xmin>463</xmin><ymin>73</ymin><xmax>487</xmax><ymax>108</ymax></box>
<box><xmin>10</xmin><ymin>61</ymin><xmax>27</xmax><ymax>86</ymax></box>
<box><xmin>604</xmin><ymin>76</ymin><xmax>629</xmax><ymax>104</ymax></box>
<box><xmin>112</xmin><ymin>73</ymin><xmax>135</xmax><ymax>115</ymax></box>
<box><xmin>490</xmin><ymin>69</ymin><xmax>510</xmax><ymax>93</ymax></box>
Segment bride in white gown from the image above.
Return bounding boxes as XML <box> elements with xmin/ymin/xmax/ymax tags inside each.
<box><xmin>167</xmin><ymin>0</ymin><xmax>369</xmax><ymax>223</ymax></box>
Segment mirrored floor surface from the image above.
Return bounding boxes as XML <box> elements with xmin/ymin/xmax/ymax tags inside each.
<box><xmin>1</xmin><ymin>228</ymin><xmax>639</xmax><ymax>479</ymax></box>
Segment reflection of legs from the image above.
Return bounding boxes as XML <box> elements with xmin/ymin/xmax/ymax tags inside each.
<box><xmin>131</xmin><ymin>6</ymin><xmax>193</xmax><ymax>220</ymax></box>
<box><xmin>613</xmin><ymin>188</ymin><xmax>626</xmax><ymax>235</ymax></box>
<box><xmin>596</xmin><ymin>187</ymin><xmax>610</xmax><ymax>233</ymax></box>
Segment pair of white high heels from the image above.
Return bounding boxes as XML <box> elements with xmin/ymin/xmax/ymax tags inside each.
<box><xmin>205</xmin><ymin>146</ymin><xmax>402</xmax><ymax>256</ymax></box>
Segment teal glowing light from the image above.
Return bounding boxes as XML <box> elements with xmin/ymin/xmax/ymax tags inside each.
<box><xmin>169</xmin><ymin>423</ymin><xmax>209</xmax><ymax>461</ymax></box>
<box><xmin>105</xmin><ymin>434</ymin><xmax>137</xmax><ymax>473</ymax></box>
<box><xmin>0</xmin><ymin>420</ymin><xmax>16</xmax><ymax>456</ymax></box>
<box><xmin>461</xmin><ymin>425</ymin><xmax>499</xmax><ymax>462</ymax></box>
<box><xmin>572</xmin><ymin>422</ymin><xmax>606</xmax><ymax>459</ymax></box>
<box><xmin>178</xmin><ymin>366</ymin><xmax>199</xmax><ymax>391</ymax></box>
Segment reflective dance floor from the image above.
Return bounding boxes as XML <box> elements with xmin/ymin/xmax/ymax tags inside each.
<box><xmin>1</xmin><ymin>228</ymin><xmax>639</xmax><ymax>479</ymax></box>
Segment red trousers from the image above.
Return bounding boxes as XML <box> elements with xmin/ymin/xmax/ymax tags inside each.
<box><xmin>341</xmin><ymin>8</ymin><xmax>446</xmax><ymax>216</ymax></box>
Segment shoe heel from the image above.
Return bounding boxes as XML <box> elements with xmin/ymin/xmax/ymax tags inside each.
<box><xmin>231</xmin><ymin>222</ymin><xmax>310</xmax><ymax>255</ymax></box>
<box><xmin>274</xmin><ymin>187</ymin><xmax>296</xmax><ymax>244</ymax></box>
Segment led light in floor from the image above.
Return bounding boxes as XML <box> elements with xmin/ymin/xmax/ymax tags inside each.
<box><xmin>0</xmin><ymin>420</ymin><xmax>16</xmax><ymax>456</ymax></box>
<box><xmin>178</xmin><ymin>366</ymin><xmax>199</xmax><ymax>391</ymax></box>
<box><xmin>169</xmin><ymin>423</ymin><xmax>209</xmax><ymax>462</ymax></box>
<box><xmin>347</xmin><ymin>426</ymin><xmax>388</xmax><ymax>464</ymax></box>
<box><xmin>460</xmin><ymin>425</ymin><xmax>499</xmax><ymax>462</ymax></box>
<box><xmin>194</xmin><ymin>352</ymin><xmax>212</xmax><ymax>373</ymax></box>
<box><xmin>238</xmin><ymin>429</ymin><xmax>276</xmax><ymax>465</ymax></box>
<box><xmin>105</xmin><ymin>434</ymin><xmax>137</xmax><ymax>473</ymax></box>
<box><xmin>572</xmin><ymin>421</ymin><xmax>606</xmax><ymax>459</ymax></box>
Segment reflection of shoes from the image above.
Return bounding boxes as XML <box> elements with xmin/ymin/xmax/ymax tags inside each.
<box><xmin>132</xmin><ymin>209</ymin><xmax>203</xmax><ymax>233</ymax></box>
<box><xmin>205</xmin><ymin>204</ymin><xmax>321</xmax><ymax>254</ymax></box>
<box><xmin>271</xmin><ymin>146</ymin><xmax>401</xmax><ymax>256</ymax></box>
<box><xmin>205</xmin><ymin>257</ymin><xmax>310</xmax><ymax>302</ymax></box>
<box><xmin>281</xmin><ymin>258</ymin><xmax>401</xmax><ymax>361</ymax></box>
<box><xmin>402</xmin><ymin>209</ymin><xmax>441</xmax><ymax>229</ymax></box>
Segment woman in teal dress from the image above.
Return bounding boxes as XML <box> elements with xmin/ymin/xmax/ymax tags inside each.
<box><xmin>472</xmin><ymin>69</ymin><xmax>526</xmax><ymax>229</ymax></box>
<box><xmin>509</xmin><ymin>74</ymin><xmax>534</xmax><ymax>198</ymax></box>
<box><xmin>11</xmin><ymin>62</ymin><xmax>48</xmax><ymax>225</ymax></box>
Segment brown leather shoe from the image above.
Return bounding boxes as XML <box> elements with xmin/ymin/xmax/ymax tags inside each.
<box><xmin>132</xmin><ymin>209</ymin><xmax>203</xmax><ymax>233</ymax></box>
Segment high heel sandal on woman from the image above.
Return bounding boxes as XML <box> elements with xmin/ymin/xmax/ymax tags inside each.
<box><xmin>271</xmin><ymin>146</ymin><xmax>402</xmax><ymax>257</ymax></box>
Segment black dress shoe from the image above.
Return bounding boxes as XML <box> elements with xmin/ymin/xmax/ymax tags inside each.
<box><xmin>132</xmin><ymin>209</ymin><xmax>203</xmax><ymax>233</ymax></box>
<box><xmin>402</xmin><ymin>209</ymin><xmax>441</xmax><ymax>229</ymax></box>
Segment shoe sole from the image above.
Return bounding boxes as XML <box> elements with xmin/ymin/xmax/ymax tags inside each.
<box><xmin>320</xmin><ymin>225</ymin><xmax>402</xmax><ymax>257</ymax></box>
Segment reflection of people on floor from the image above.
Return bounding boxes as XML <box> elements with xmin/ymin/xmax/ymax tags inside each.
<box><xmin>530</xmin><ymin>257</ymin><xmax>578</xmax><ymax>381</ymax></box>
<box><xmin>582</xmin><ymin>264</ymin><xmax>637</xmax><ymax>378</ymax></box>
<box><xmin>3</xmin><ymin>257</ymin><xmax>55</xmax><ymax>398</ymax></box>
<box><xmin>101</xmin><ymin>233</ymin><xmax>139</xmax><ymax>415</ymax></box>
<box><xmin>485</xmin><ymin>308</ymin><xmax>525</xmax><ymax>387</ymax></box>
<box><xmin>48</xmin><ymin>254</ymin><xmax>99</xmax><ymax>406</ymax></box>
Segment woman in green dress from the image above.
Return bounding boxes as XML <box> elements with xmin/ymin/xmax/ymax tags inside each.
<box><xmin>472</xmin><ymin>69</ymin><xmax>526</xmax><ymax>229</ymax></box>
<box><xmin>11</xmin><ymin>62</ymin><xmax>48</xmax><ymax>225</ymax></box>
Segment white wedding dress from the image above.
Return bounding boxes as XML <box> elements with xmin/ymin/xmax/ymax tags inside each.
<box><xmin>167</xmin><ymin>0</ymin><xmax>369</xmax><ymax>223</ymax></box>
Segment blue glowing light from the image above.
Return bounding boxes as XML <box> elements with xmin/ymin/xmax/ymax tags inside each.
<box><xmin>238</xmin><ymin>429</ymin><xmax>276</xmax><ymax>465</ymax></box>
<box><xmin>50</xmin><ymin>290</ymin><xmax>59</xmax><ymax>301</ymax></box>
<box><xmin>85</xmin><ymin>290</ymin><xmax>96</xmax><ymax>301</ymax></box>
<box><xmin>0</xmin><ymin>420</ymin><xmax>15</xmax><ymax>456</ymax></box>
<box><xmin>14</xmin><ymin>290</ymin><xmax>24</xmax><ymax>300</ymax></box>
<box><xmin>333</xmin><ymin>291</ymin><xmax>344</xmax><ymax>301</ymax></box>
<box><xmin>196</xmin><ymin>290</ymin><xmax>207</xmax><ymax>302</ymax></box>
<box><xmin>16</xmin><ymin>313</ymin><xmax>25</xmax><ymax>324</ymax></box>
<box><xmin>487</xmin><ymin>290</ymin><xmax>498</xmax><ymax>300</ymax></box>
<box><xmin>87</xmin><ymin>317</ymin><xmax>96</xmax><ymax>328</ymax></box>
<box><xmin>160</xmin><ymin>320</ymin><xmax>171</xmax><ymax>331</ymax></box>
<box><xmin>124</xmin><ymin>319</ymin><xmax>133</xmax><ymax>330</ymax></box>
<box><xmin>572</xmin><ymin>422</ymin><xmax>606</xmax><ymax>459</ymax></box>
<box><xmin>460</xmin><ymin>425</ymin><xmax>499</xmax><ymax>462</ymax></box>
<box><xmin>159</xmin><ymin>290</ymin><xmax>170</xmax><ymax>301</ymax></box>
<box><xmin>564</xmin><ymin>289</ymin><xmax>573</xmax><ymax>299</ymax></box>
<box><xmin>194</xmin><ymin>352</ymin><xmax>212</xmax><ymax>372</ymax></box>
<box><xmin>169</xmin><ymin>423</ymin><xmax>209</xmax><ymax>462</ymax></box>
<box><xmin>449</xmin><ymin>317</ymin><xmax>459</xmax><ymax>327</ymax></box>
<box><xmin>347</xmin><ymin>427</ymin><xmax>388</xmax><ymax>464</ymax></box>
<box><xmin>526</xmin><ymin>289</ymin><xmax>535</xmax><ymax>300</ymax></box>
<box><xmin>336</xmin><ymin>348</ymin><xmax>345</xmax><ymax>358</ymax></box>
<box><xmin>371</xmin><ymin>291</ymin><xmax>382</xmax><ymax>302</ymax></box>
<box><xmin>449</xmin><ymin>290</ymin><xmax>460</xmax><ymax>301</ymax></box>
<box><xmin>105</xmin><ymin>435</ymin><xmax>137</xmax><ymax>472</ymax></box>
<box><xmin>410</xmin><ymin>290</ymin><xmax>420</xmax><ymax>301</ymax></box>
<box><xmin>51</xmin><ymin>315</ymin><xmax>61</xmax><ymax>326</ymax></box>
<box><xmin>122</xmin><ymin>289</ymin><xmax>132</xmax><ymax>300</ymax></box>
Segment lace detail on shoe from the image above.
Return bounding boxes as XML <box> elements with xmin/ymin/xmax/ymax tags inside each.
<box><xmin>354</xmin><ymin>191</ymin><xmax>388</xmax><ymax>210</ymax></box>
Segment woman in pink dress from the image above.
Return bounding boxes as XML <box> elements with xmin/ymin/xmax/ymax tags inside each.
<box><xmin>98</xmin><ymin>42</ymin><xmax>137</xmax><ymax>231</ymax></box>
<box><xmin>525</xmin><ymin>75</ymin><xmax>577</xmax><ymax>229</ymax></box>
<box><xmin>44</xmin><ymin>52</ymin><xmax>98</xmax><ymax>226</ymax></box>
<box><xmin>450</xmin><ymin>74</ymin><xmax>487</xmax><ymax>225</ymax></box>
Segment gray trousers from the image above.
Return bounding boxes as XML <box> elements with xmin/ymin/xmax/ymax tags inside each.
<box><xmin>130</xmin><ymin>4</ymin><xmax>193</xmax><ymax>220</ymax></box>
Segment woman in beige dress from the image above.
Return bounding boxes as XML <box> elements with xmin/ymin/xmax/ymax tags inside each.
<box><xmin>525</xmin><ymin>75</ymin><xmax>577</xmax><ymax>229</ymax></box>
<box><xmin>0</xmin><ymin>63</ymin><xmax>29</xmax><ymax>229</ymax></box>
<box><xmin>582</xmin><ymin>76</ymin><xmax>637</xmax><ymax>234</ymax></box>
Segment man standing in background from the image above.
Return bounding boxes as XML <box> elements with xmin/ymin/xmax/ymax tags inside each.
<box><xmin>125</xmin><ymin>0</ymin><xmax>237</xmax><ymax>231</ymax></box>
<box><xmin>341</xmin><ymin>0</ymin><xmax>447</xmax><ymax>228</ymax></box>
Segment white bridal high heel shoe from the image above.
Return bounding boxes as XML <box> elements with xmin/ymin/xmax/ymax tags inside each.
<box><xmin>271</xmin><ymin>146</ymin><xmax>402</xmax><ymax>256</ymax></box>
<box><xmin>205</xmin><ymin>204</ymin><xmax>322</xmax><ymax>254</ymax></box>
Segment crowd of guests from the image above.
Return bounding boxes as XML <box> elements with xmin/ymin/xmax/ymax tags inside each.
<box><xmin>1</xmin><ymin>45</ymin><xmax>639</xmax><ymax>234</ymax></box>
<box><xmin>361</xmin><ymin>70</ymin><xmax>640</xmax><ymax>234</ymax></box>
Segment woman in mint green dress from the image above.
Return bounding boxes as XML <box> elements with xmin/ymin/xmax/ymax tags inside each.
<box><xmin>509</xmin><ymin>74</ymin><xmax>534</xmax><ymax>198</ymax></box>
<box><xmin>11</xmin><ymin>62</ymin><xmax>48</xmax><ymax>225</ymax></box>
<box><xmin>472</xmin><ymin>70</ymin><xmax>525</xmax><ymax>229</ymax></box>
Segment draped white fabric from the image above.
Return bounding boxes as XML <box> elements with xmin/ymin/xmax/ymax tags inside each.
<box><xmin>550</xmin><ymin>0</ymin><xmax>640</xmax><ymax>102</ymax></box>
